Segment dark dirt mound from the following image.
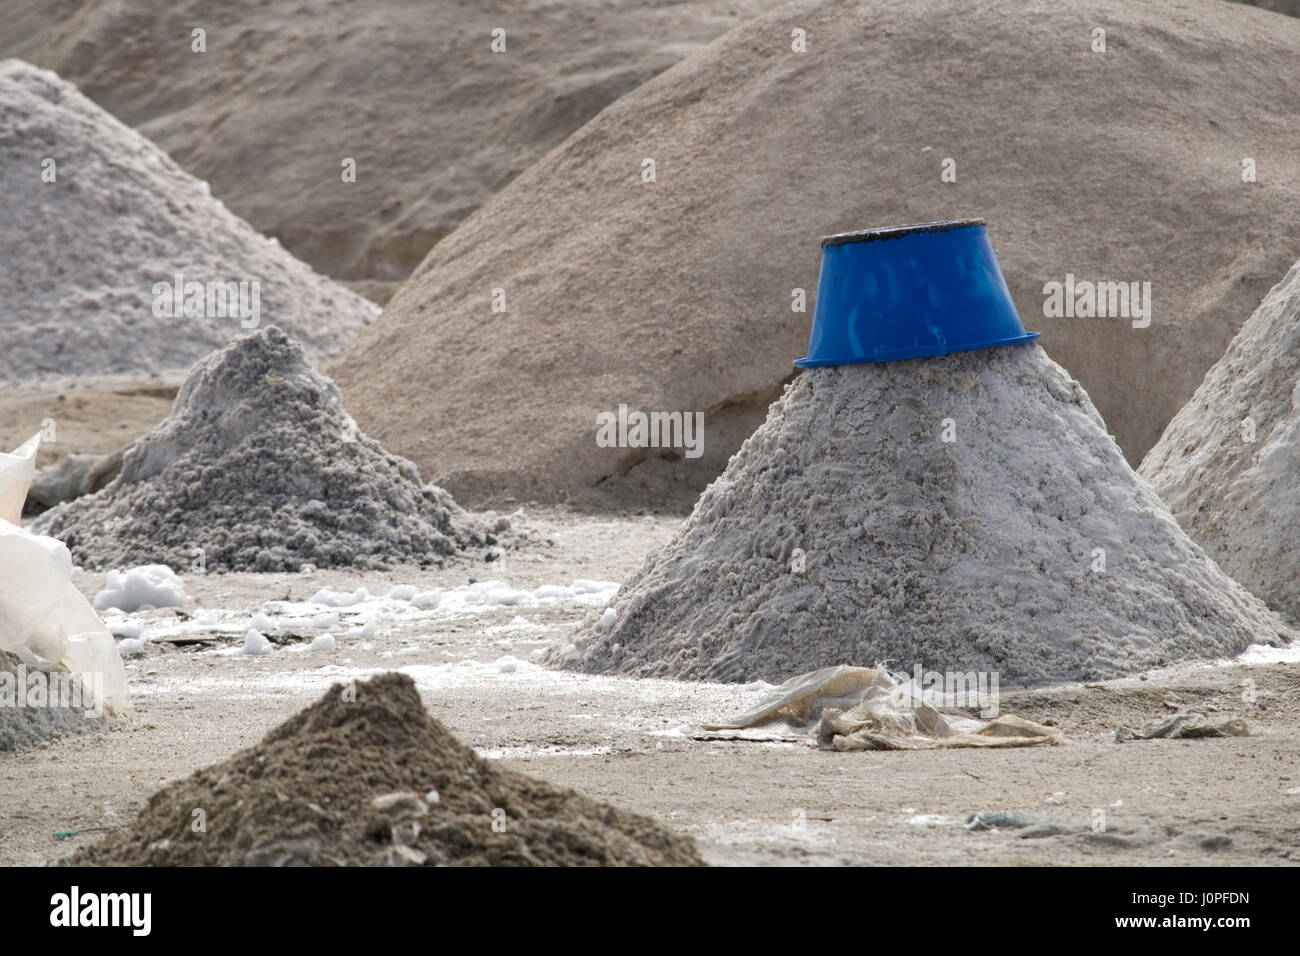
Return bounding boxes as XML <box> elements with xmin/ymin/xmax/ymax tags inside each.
<box><xmin>71</xmin><ymin>672</ymin><xmax>703</xmax><ymax>866</ymax></box>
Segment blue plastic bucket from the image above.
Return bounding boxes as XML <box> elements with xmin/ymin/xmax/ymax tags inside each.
<box><xmin>794</xmin><ymin>219</ymin><xmax>1039</xmax><ymax>367</ymax></box>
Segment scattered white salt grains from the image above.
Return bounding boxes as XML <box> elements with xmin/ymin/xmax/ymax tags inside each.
<box><xmin>108</xmin><ymin>621</ymin><xmax>143</xmax><ymax>640</ymax></box>
<box><xmin>346</xmin><ymin>619</ymin><xmax>376</xmax><ymax>639</ymax></box>
<box><xmin>411</xmin><ymin>590</ymin><xmax>443</xmax><ymax>609</ymax></box>
<box><xmin>310</xmin><ymin>587</ymin><xmax>369</xmax><ymax>608</ymax></box>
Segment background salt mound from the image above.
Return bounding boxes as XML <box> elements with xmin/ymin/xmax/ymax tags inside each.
<box><xmin>1140</xmin><ymin>260</ymin><xmax>1300</xmax><ymax>624</ymax></box>
<box><xmin>71</xmin><ymin>672</ymin><xmax>703</xmax><ymax>867</ymax></box>
<box><xmin>555</xmin><ymin>345</ymin><xmax>1291</xmax><ymax>687</ymax></box>
<box><xmin>331</xmin><ymin>0</ymin><xmax>1300</xmax><ymax>509</ymax></box>
<box><xmin>0</xmin><ymin>0</ymin><xmax>784</xmax><ymax>296</ymax></box>
<box><xmin>0</xmin><ymin>60</ymin><xmax>377</xmax><ymax>381</ymax></box>
<box><xmin>35</xmin><ymin>327</ymin><xmax>498</xmax><ymax>573</ymax></box>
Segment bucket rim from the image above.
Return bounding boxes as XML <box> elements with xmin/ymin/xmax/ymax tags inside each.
<box><xmin>794</xmin><ymin>331</ymin><xmax>1039</xmax><ymax>367</ymax></box>
<box><xmin>821</xmin><ymin>218</ymin><xmax>986</xmax><ymax>248</ymax></box>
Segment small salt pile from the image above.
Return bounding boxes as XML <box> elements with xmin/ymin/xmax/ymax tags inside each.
<box><xmin>36</xmin><ymin>327</ymin><xmax>512</xmax><ymax>572</ymax></box>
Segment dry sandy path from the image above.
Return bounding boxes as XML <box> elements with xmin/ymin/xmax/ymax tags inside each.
<box><xmin>2</xmin><ymin>509</ymin><xmax>1297</xmax><ymax>866</ymax></box>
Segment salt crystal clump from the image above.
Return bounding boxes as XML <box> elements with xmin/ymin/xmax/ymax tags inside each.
<box><xmin>307</xmin><ymin>634</ymin><xmax>336</xmax><ymax>652</ymax></box>
<box><xmin>241</xmin><ymin>630</ymin><xmax>273</xmax><ymax>656</ymax></box>
<box><xmin>93</xmin><ymin>565</ymin><xmax>186</xmax><ymax>612</ymax></box>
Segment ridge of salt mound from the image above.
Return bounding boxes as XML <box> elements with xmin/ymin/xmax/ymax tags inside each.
<box><xmin>0</xmin><ymin>59</ymin><xmax>377</xmax><ymax>381</ymax></box>
<box><xmin>69</xmin><ymin>673</ymin><xmax>704</xmax><ymax>867</ymax></box>
<box><xmin>552</xmin><ymin>344</ymin><xmax>1292</xmax><ymax>687</ymax></box>
<box><xmin>35</xmin><ymin>327</ymin><xmax>501</xmax><ymax>572</ymax></box>
<box><xmin>1140</xmin><ymin>259</ymin><xmax>1300</xmax><ymax>624</ymax></box>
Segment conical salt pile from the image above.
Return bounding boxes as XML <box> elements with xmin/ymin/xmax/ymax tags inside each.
<box><xmin>554</xmin><ymin>344</ymin><xmax>1292</xmax><ymax>687</ymax></box>
<box><xmin>35</xmin><ymin>327</ymin><xmax>504</xmax><ymax>573</ymax></box>
<box><xmin>0</xmin><ymin>60</ymin><xmax>377</xmax><ymax>381</ymax></box>
<box><xmin>71</xmin><ymin>673</ymin><xmax>703</xmax><ymax>867</ymax></box>
<box><xmin>1140</xmin><ymin>260</ymin><xmax>1300</xmax><ymax>624</ymax></box>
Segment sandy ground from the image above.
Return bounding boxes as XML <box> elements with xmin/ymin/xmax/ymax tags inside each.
<box><xmin>2</xmin><ymin>508</ymin><xmax>1297</xmax><ymax>867</ymax></box>
<box><xmin>0</xmin><ymin>375</ymin><xmax>177</xmax><ymax>472</ymax></box>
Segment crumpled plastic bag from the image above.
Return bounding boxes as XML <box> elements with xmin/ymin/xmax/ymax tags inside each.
<box><xmin>0</xmin><ymin>432</ymin><xmax>39</xmax><ymax>525</ymax></box>
<box><xmin>1115</xmin><ymin>710</ymin><xmax>1249</xmax><ymax>741</ymax></box>
<box><xmin>0</xmin><ymin>434</ymin><xmax>130</xmax><ymax>714</ymax></box>
<box><xmin>705</xmin><ymin>665</ymin><xmax>1062</xmax><ymax>751</ymax></box>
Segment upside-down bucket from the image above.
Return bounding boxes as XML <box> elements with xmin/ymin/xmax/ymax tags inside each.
<box><xmin>795</xmin><ymin>219</ymin><xmax>1039</xmax><ymax>367</ymax></box>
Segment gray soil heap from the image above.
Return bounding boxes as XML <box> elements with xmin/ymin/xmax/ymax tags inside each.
<box><xmin>0</xmin><ymin>59</ymin><xmax>377</xmax><ymax>381</ymax></box>
<box><xmin>35</xmin><ymin>327</ymin><xmax>503</xmax><ymax>572</ymax></box>
<box><xmin>71</xmin><ymin>673</ymin><xmax>703</xmax><ymax>867</ymax></box>
<box><xmin>553</xmin><ymin>344</ymin><xmax>1292</xmax><ymax>687</ymax></box>
<box><xmin>1140</xmin><ymin>259</ymin><xmax>1300</xmax><ymax>624</ymax></box>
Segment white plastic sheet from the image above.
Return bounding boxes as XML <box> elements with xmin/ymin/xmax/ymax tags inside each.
<box><xmin>0</xmin><ymin>432</ymin><xmax>39</xmax><ymax>525</ymax></box>
<box><xmin>705</xmin><ymin>665</ymin><xmax>1062</xmax><ymax>751</ymax></box>
<box><xmin>0</xmin><ymin>435</ymin><xmax>130</xmax><ymax>713</ymax></box>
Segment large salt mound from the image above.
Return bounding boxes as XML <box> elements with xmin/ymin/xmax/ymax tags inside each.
<box><xmin>0</xmin><ymin>0</ymin><xmax>784</xmax><ymax>291</ymax></box>
<box><xmin>1232</xmin><ymin>1</ymin><xmax>1300</xmax><ymax>16</ymax></box>
<box><xmin>0</xmin><ymin>60</ymin><xmax>377</xmax><ymax>381</ymax></box>
<box><xmin>34</xmin><ymin>327</ymin><xmax>502</xmax><ymax>573</ymax></box>
<box><xmin>1140</xmin><ymin>260</ymin><xmax>1300</xmax><ymax>624</ymax></box>
<box><xmin>332</xmin><ymin>0</ymin><xmax>1300</xmax><ymax>508</ymax></box>
<box><xmin>70</xmin><ymin>672</ymin><xmax>703</xmax><ymax>867</ymax></box>
<box><xmin>553</xmin><ymin>344</ymin><xmax>1292</xmax><ymax>687</ymax></box>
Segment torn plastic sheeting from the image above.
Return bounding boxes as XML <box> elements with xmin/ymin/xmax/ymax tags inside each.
<box><xmin>0</xmin><ymin>434</ymin><xmax>130</xmax><ymax>714</ymax></box>
<box><xmin>0</xmin><ymin>432</ymin><xmax>39</xmax><ymax>525</ymax></box>
<box><xmin>1115</xmin><ymin>711</ymin><xmax>1249</xmax><ymax>741</ymax></box>
<box><xmin>704</xmin><ymin>665</ymin><xmax>1063</xmax><ymax>751</ymax></box>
